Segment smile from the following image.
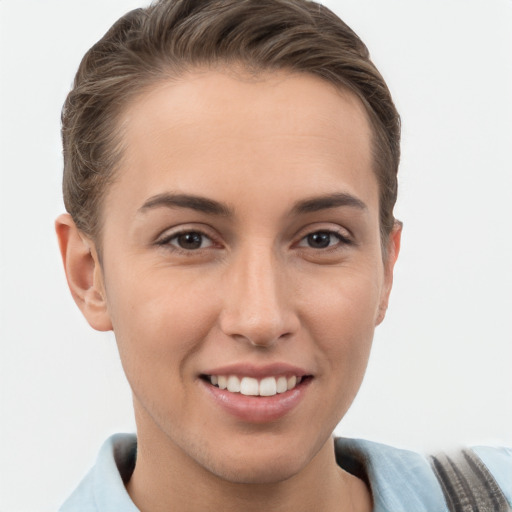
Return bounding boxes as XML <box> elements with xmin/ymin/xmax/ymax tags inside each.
<box><xmin>200</xmin><ymin>366</ymin><xmax>313</xmax><ymax>422</ymax></box>
<box><xmin>206</xmin><ymin>375</ymin><xmax>303</xmax><ymax>396</ymax></box>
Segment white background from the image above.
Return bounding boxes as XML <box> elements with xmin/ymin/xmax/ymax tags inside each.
<box><xmin>1</xmin><ymin>0</ymin><xmax>511</xmax><ymax>510</ymax></box>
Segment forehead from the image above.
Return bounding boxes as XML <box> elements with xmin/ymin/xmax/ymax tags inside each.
<box><xmin>108</xmin><ymin>69</ymin><xmax>376</xmax><ymax>216</ymax></box>
<box><xmin>122</xmin><ymin>70</ymin><xmax>371</xmax><ymax>153</ymax></box>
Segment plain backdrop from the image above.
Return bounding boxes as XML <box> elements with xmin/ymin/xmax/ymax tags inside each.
<box><xmin>1</xmin><ymin>0</ymin><xmax>511</xmax><ymax>510</ymax></box>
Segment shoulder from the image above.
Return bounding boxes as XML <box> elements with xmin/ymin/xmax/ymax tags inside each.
<box><xmin>335</xmin><ymin>438</ymin><xmax>512</xmax><ymax>512</ymax></box>
<box><xmin>59</xmin><ymin>433</ymin><xmax>138</xmax><ymax>512</ymax></box>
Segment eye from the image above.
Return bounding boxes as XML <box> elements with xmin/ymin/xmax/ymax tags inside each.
<box><xmin>298</xmin><ymin>230</ymin><xmax>350</xmax><ymax>249</ymax></box>
<box><xmin>161</xmin><ymin>230</ymin><xmax>214</xmax><ymax>251</ymax></box>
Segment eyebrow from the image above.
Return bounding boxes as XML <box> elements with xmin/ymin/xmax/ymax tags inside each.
<box><xmin>139</xmin><ymin>193</ymin><xmax>233</xmax><ymax>216</ymax></box>
<box><xmin>138</xmin><ymin>191</ymin><xmax>366</xmax><ymax>217</ymax></box>
<box><xmin>292</xmin><ymin>193</ymin><xmax>367</xmax><ymax>214</ymax></box>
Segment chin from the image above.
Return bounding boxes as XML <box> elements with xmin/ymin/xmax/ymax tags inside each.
<box><xmin>206</xmin><ymin>452</ymin><xmax>306</xmax><ymax>485</ymax></box>
<box><xmin>186</xmin><ymin>430</ymin><xmax>325</xmax><ymax>486</ymax></box>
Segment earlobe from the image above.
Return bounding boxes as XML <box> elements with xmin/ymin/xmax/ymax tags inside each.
<box><xmin>55</xmin><ymin>213</ymin><xmax>113</xmax><ymax>331</ymax></box>
<box><xmin>375</xmin><ymin>221</ymin><xmax>402</xmax><ymax>326</ymax></box>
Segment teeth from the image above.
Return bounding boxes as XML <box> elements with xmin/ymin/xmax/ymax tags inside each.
<box><xmin>218</xmin><ymin>375</ymin><xmax>227</xmax><ymax>390</ymax></box>
<box><xmin>227</xmin><ymin>375</ymin><xmax>241</xmax><ymax>392</ymax></box>
<box><xmin>208</xmin><ymin>374</ymin><xmax>304</xmax><ymax>396</ymax></box>
<box><xmin>276</xmin><ymin>376</ymin><xmax>287</xmax><ymax>393</ymax></box>
<box><xmin>259</xmin><ymin>377</ymin><xmax>277</xmax><ymax>396</ymax></box>
<box><xmin>240</xmin><ymin>377</ymin><xmax>259</xmax><ymax>396</ymax></box>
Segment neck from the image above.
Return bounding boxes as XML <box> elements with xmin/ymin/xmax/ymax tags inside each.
<box><xmin>126</xmin><ymin>418</ymin><xmax>371</xmax><ymax>512</ymax></box>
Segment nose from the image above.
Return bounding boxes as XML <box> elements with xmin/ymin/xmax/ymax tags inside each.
<box><xmin>219</xmin><ymin>244</ymin><xmax>299</xmax><ymax>347</ymax></box>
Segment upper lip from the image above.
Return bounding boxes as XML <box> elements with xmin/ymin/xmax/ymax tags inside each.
<box><xmin>201</xmin><ymin>362</ymin><xmax>311</xmax><ymax>378</ymax></box>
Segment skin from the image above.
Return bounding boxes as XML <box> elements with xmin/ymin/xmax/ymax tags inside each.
<box><xmin>56</xmin><ymin>70</ymin><xmax>400</xmax><ymax>512</ymax></box>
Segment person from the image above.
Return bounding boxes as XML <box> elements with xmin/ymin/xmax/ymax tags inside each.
<box><xmin>54</xmin><ymin>0</ymin><xmax>512</xmax><ymax>510</ymax></box>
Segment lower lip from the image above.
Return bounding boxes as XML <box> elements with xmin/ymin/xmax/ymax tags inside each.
<box><xmin>202</xmin><ymin>379</ymin><xmax>311</xmax><ymax>423</ymax></box>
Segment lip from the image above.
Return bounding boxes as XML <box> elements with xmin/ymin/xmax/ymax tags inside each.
<box><xmin>202</xmin><ymin>362</ymin><xmax>310</xmax><ymax>379</ymax></box>
<box><xmin>200</xmin><ymin>363</ymin><xmax>313</xmax><ymax>423</ymax></box>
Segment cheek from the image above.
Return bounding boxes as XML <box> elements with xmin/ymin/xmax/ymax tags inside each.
<box><xmin>299</xmin><ymin>267</ymin><xmax>382</xmax><ymax>378</ymax></box>
<box><xmin>104</xmin><ymin>266</ymin><xmax>221</xmax><ymax>382</ymax></box>
<box><xmin>299</xmin><ymin>264</ymin><xmax>383</xmax><ymax>333</ymax></box>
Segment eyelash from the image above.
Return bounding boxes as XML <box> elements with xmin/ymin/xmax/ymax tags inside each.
<box><xmin>156</xmin><ymin>227</ymin><xmax>352</xmax><ymax>254</ymax></box>
<box><xmin>296</xmin><ymin>229</ymin><xmax>352</xmax><ymax>250</ymax></box>
<box><xmin>156</xmin><ymin>229</ymin><xmax>218</xmax><ymax>254</ymax></box>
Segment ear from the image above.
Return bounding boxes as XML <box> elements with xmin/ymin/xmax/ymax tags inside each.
<box><xmin>55</xmin><ymin>213</ymin><xmax>113</xmax><ymax>331</ymax></box>
<box><xmin>375</xmin><ymin>221</ymin><xmax>402</xmax><ymax>326</ymax></box>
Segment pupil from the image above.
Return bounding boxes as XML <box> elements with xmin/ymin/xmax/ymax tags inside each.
<box><xmin>307</xmin><ymin>232</ymin><xmax>331</xmax><ymax>249</ymax></box>
<box><xmin>178</xmin><ymin>232</ymin><xmax>202</xmax><ymax>249</ymax></box>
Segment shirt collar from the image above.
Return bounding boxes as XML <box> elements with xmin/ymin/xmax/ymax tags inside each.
<box><xmin>335</xmin><ymin>437</ymin><xmax>448</xmax><ymax>512</ymax></box>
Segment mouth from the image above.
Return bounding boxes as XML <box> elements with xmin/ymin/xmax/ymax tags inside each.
<box><xmin>201</xmin><ymin>374</ymin><xmax>311</xmax><ymax>397</ymax></box>
<box><xmin>200</xmin><ymin>365</ymin><xmax>313</xmax><ymax>422</ymax></box>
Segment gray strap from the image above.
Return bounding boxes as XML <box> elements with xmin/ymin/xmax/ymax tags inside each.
<box><xmin>430</xmin><ymin>449</ymin><xmax>511</xmax><ymax>512</ymax></box>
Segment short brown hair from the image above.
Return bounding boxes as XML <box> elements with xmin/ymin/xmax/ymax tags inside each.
<box><xmin>62</xmin><ymin>0</ymin><xmax>400</xmax><ymax>244</ymax></box>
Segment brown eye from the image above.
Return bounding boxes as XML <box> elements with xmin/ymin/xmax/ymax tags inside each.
<box><xmin>167</xmin><ymin>231</ymin><xmax>213</xmax><ymax>250</ymax></box>
<box><xmin>297</xmin><ymin>230</ymin><xmax>352</xmax><ymax>250</ymax></box>
<box><xmin>306</xmin><ymin>232</ymin><xmax>333</xmax><ymax>249</ymax></box>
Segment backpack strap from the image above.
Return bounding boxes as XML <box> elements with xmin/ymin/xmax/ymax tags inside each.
<box><xmin>430</xmin><ymin>449</ymin><xmax>511</xmax><ymax>512</ymax></box>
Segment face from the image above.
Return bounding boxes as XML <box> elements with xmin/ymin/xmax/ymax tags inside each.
<box><xmin>80</xmin><ymin>70</ymin><xmax>399</xmax><ymax>484</ymax></box>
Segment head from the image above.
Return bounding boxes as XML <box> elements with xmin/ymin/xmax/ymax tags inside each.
<box><xmin>57</xmin><ymin>0</ymin><xmax>402</xmax><ymax>490</ymax></box>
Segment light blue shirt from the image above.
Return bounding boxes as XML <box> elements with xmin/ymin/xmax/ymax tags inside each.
<box><xmin>59</xmin><ymin>434</ymin><xmax>512</xmax><ymax>511</ymax></box>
